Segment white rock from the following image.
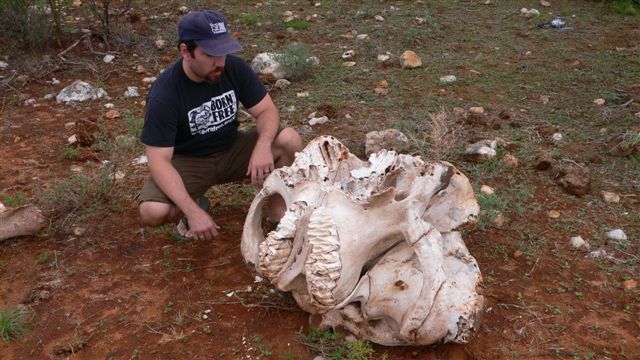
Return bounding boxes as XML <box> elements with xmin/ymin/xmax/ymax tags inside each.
<box><xmin>377</xmin><ymin>54</ymin><xmax>390</xmax><ymax>62</ymax></box>
<box><xmin>606</xmin><ymin>229</ymin><xmax>627</xmax><ymax>241</ymax></box>
<box><xmin>142</xmin><ymin>77</ymin><xmax>157</xmax><ymax>84</ymax></box>
<box><xmin>51</xmin><ymin>78</ymin><xmax>60</xmax><ymax>85</ymax></box>
<box><xmin>56</xmin><ymin>80</ymin><xmax>108</xmax><ymax>103</ymax></box>
<box><xmin>593</xmin><ymin>98</ymin><xmax>605</xmax><ymax>106</ymax></box>
<box><xmin>178</xmin><ymin>6</ymin><xmax>188</xmax><ymax>14</ymax></box>
<box><xmin>469</xmin><ymin>106</ymin><xmax>484</xmax><ymax>114</ymax></box>
<box><xmin>104</xmin><ymin>103</ymin><xmax>115</xmax><ymax>109</ymax></box>
<box><xmin>64</xmin><ymin>122</ymin><xmax>75</xmax><ymax>130</ymax></box>
<box><xmin>309</xmin><ymin>116</ymin><xmax>329</xmax><ymax>126</ymax></box>
<box><xmin>43</xmin><ymin>93</ymin><xmax>55</xmax><ymax>100</ymax></box>
<box><xmin>103</xmin><ymin>54</ymin><xmax>115</xmax><ymax>63</ymax></box>
<box><xmin>124</xmin><ymin>86</ymin><xmax>140</xmax><ymax>97</ymax></box>
<box><xmin>285</xmin><ymin>105</ymin><xmax>296</xmax><ymax>112</ymax></box>
<box><xmin>282</xmin><ymin>10</ymin><xmax>293</xmax><ymax>17</ymax></box>
<box><xmin>540</xmin><ymin>0</ymin><xmax>551</xmax><ymax>7</ymax></box>
<box><xmin>356</xmin><ymin>34</ymin><xmax>368</xmax><ymax>40</ymax></box>
<box><xmin>109</xmin><ymin>170</ymin><xmax>126</xmax><ymax>180</ymax></box>
<box><xmin>374</xmin><ymin>15</ymin><xmax>385</xmax><ymax>21</ymax></box>
<box><xmin>68</xmin><ymin>134</ymin><xmax>78</xmax><ymax>144</ymax></box>
<box><xmin>480</xmin><ymin>185</ymin><xmax>494</xmax><ymax>196</ymax></box>
<box><xmin>0</xmin><ymin>61</ymin><xmax>8</xmax><ymax>70</ymax></box>
<box><xmin>439</xmin><ymin>75</ymin><xmax>457</xmax><ymax>83</ymax></box>
<box><xmin>296</xmin><ymin>91</ymin><xmax>309</xmax><ymax>98</ymax></box>
<box><xmin>254</xmin><ymin>275</ymin><xmax>263</xmax><ymax>283</ymax></box>
<box><xmin>24</xmin><ymin>98</ymin><xmax>37</xmax><ymax>106</ymax></box>
<box><xmin>307</xmin><ymin>111</ymin><xmax>317</xmax><ymax>119</ymax></box>
<box><xmin>275</xmin><ymin>79</ymin><xmax>291</xmax><ymax>89</ymax></box>
<box><xmin>251</xmin><ymin>53</ymin><xmax>286</xmax><ymax>80</ymax></box>
<box><xmin>600</xmin><ymin>191</ymin><xmax>620</xmax><ymax>203</ymax></box>
<box><xmin>342</xmin><ymin>50</ymin><xmax>355</xmax><ymax>59</ymax></box>
<box><xmin>570</xmin><ymin>236</ymin><xmax>589</xmax><ymax>250</ymax></box>
<box><xmin>586</xmin><ymin>249</ymin><xmax>607</xmax><ymax>259</ymax></box>
<box><xmin>155</xmin><ymin>38</ymin><xmax>167</xmax><ymax>50</ymax></box>
<box><xmin>552</xmin><ymin>132</ymin><xmax>563</xmax><ymax>142</ymax></box>
<box><xmin>342</xmin><ymin>61</ymin><xmax>356</xmax><ymax>67</ymax></box>
<box><xmin>133</xmin><ymin>155</ymin><xmax>148</xmax><ymax>165</ymax></box>
<box><xmin>415</xmin><ymin>17</ymin><xmax>426</xmax><ymax>24</ymax></box>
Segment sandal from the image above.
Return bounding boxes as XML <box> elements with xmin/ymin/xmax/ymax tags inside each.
<box><xmin>171</xmin><ymin>196</ymin><xmax>211</xmax><ymax>243</ymax></box>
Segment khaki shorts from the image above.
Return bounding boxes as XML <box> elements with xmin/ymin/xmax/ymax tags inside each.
<box><xmin>139</xmin><ymin>130</ymin><xmax>259</xmax><ymax>204</ymax></box>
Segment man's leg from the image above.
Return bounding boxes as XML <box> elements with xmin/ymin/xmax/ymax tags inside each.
<box><xmin>139</xmin><ymin>201</ymin><xmax>182</xmax><ymax>227</ymax></box>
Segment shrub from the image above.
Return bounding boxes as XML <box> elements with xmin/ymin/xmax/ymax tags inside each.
<box><xmin>0</xmin><ymin>0</ymin><xmax>51</xmax><ymax>51</ymax></box>
<box><xmin>274</xmin><ymin>43</ymin><xmax>315</xmax><ymax>80</ymax></box>
<box><xmin>611</xmin><ymin>0</ymin><xmax>640</xmax><ymax>15</ymax></box>
<box><xmin>1</xmin><ymin>191</ymin><xmax>27</xmax><ymax>207</ymax></box>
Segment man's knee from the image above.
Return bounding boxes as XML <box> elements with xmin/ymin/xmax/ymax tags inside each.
<box><xmin>275</xmin><ymin>127</ymin><xmax>304</xmax><ymax>155</ymax></box>
<box><xmin>139</xmin><ymin>201</ymin><xmax>175</xmax><ymax>227</ymax></box>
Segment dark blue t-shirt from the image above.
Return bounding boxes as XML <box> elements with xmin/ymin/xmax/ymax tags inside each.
<box><xmin>140</xmin><ymin>55</ymin><xmax>267</xmax><ymax>156</ymax></box>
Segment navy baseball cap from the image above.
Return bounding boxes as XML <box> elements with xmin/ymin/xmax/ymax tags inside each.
<box><xmin>178</xmin><ymin>10</ymin><xmax>242</xmax><ymax>56</ymax></box>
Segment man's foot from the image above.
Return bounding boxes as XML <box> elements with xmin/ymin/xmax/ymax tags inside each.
<box><xmin>171</xmin><ymin>196</ymin><xmax>211</xmax><ymax>243</ymax></box>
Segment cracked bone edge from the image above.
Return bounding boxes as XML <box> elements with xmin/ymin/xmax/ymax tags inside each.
<box><xmin>258</xmin><ymin>203</ymin><xmax>303</xmax><ymax>280</ymax></box>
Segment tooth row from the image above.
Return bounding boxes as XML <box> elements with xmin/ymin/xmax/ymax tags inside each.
<box><xmin>305</xmin><ymin>208</ymin><xmax>341</xmax><ymax>308</ymax></box>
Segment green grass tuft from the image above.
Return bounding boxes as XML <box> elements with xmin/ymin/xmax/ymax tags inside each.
<box><xmin>0</xmin><ymin>307</ymin><xmax>29</xmax><ymax>342</ymax></box>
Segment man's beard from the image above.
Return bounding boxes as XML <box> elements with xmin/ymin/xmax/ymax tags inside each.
<box><xmin>203</xmin><ymin>67</ymin><xmax>224</xmax><ymax>84</ymax></box>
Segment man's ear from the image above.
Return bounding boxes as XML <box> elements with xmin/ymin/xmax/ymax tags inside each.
<box><xmin>179</xmin><ymin>43</ymin><xmax>192</xmax><ymax>59</ymax></box>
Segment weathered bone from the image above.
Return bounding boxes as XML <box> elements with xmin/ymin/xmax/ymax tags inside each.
<box><xmin>0</xmin><ymin>203</ymin><xmax>46</xmax><ymax>241</ymax></box>
<box><xmin>241</xmin><ymin>136</ymin><xmax>483</xmax><ymax>345</ymax></box>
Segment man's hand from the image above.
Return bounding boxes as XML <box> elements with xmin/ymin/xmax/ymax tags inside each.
<box><xmin>183</xmin><ymin>207</ymin><xmax>220</xmax><ymax>240</ymax></box>
<box><xmin>247</xmin><ymin>141</ymin><xmax>274</xmax><ymax>186</ymax></box>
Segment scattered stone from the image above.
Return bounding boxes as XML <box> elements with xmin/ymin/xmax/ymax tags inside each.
<box><xmin>309</xmin><ymin>116</ymin><xmax>329</xmax><ymax>126</ymax></box>
<box><xmin>0</xmin><ymin>61</ymin><xmax>8</xmax><ymax>70</ymax></box>
<box><xmin>282</xmin><ymin>10</ymin><xmax>293</xmax><ymax>17</ymax></box>
<box><xmin>513</xmin><ymin>250</ymin><xmax>523</xmax><ymax>258</ymax></box>
<box><xmin>43</xmin><ymin>93</ymin><xmax>55</xmax><ymax>100</ymax></box>
<box><xmin>342</xmin><ymin>50</ymin><xmax>355</xmax><ymax>59</ymax></box>
<box><xmin>275</xmin><ymin>79</ymin><xmax>291</xmax><ymax>89</ymax></box>
<box><xmin>104</xmin><ymin>103</ymin><xmax>115</xmax><ymax>109</ymax></box>
<box><xmin>16</xmin><ymin>74</ymin><xmax>28</xmax><ymax>82</ymax></box>
<box><xmin>343</xmin><ymin>61</ymin><xmax>356</xmax><ymax>67</ymax></box>
<box><xmin>502</xmin><ymin>153</ymin><xmax>519</xmax><ymax>167</ymax></box>
<box><xmin>415</xmin><ymin>17</ymin><xmax>426</xmax><ymax>25</ymax></box>
<box><xmin>298</xmin><ymin>125</ymin><xmax>313</xmax><ymax>134</ymax></box>
<box><xmin>313</xmin><ymin>356</ymin><xmax>326</xmax><ymax>360</ymax></box>
<box><xmin>586</xmin><ymin>249</ymin><xmax>607</xmax><ymax>259</ymax></box>
<box><xmin>593</xmin><ymin>98</ymin><xmax>605</xmax><ymax>106</ymax></box>
<box><xmin>24</xmin><ymin>98</ymin><xmax>37</xmax><ymax>106</ymax></box>
<box><xmin>464</xmin><ymin>139</ymin><xmax>498</xmax><ymax>161</ymax></box>
<box><xmin>469</xmin><ymin>107</ymin><xmax>485</xmax><ymax>115</ymax></box>
<box><xmin>105</xmin><ymin>110</ymin><xmax>120</xmax><ymax>119</ymax></box>
<box><xmin>555</xmin><ymin>163</ymin><xmax>590</xmax><ymax>196</ymax></box>
<box><xmin>178</xmin><ymin>5</ymin><xmax>188</xmax><ymax>14</ymax></box>
<box><xmin>155</xmin><ymin>38</ymin><xmax>167</xmax><ymax>50</ymax></box>
<box><xmin>400</xmin><ymin>50</ymin><xmax>422</xmax><ymax>69</ymax></box>
<box><xmin>51</xmin><ymin>78</ymin><xmax>60</xmax><ymax>85</ymax></box>
<box><xmin>453</xmin><ymin>107</ymin><xmax>466</xmax><ymax>116</ymax></box>
<box><xmin>570</xmin><ymin>236</ymin><xmax>590</xmax><ymax>250</ymax></box>
<box><xmin>133</xmin><ymin>155</ymin><xmax>148</xmax><ymax>165</ymax></box>
<box><xmin>56</xmin><ymin>80</ymin><xmax>108</xmax><ymax>103</ymax></box>
<box><xmin>103</xmin><ymin>54</ymin><xmax>115</xmax><ymax>63</ymax></box>
<box><xmin>364</xmin><ymin>129</ymin><xmax>410</xmax><ymax>156</ymax></box>
<box><xmin>537</xmin><ymin>124</ymin><xmax>559</xmax><ymax>137</ymax></box>
<box><xmin>296</xmin><ymin>91</ymin><xmax>309</xmax><ymax>98</ymax></box>
<box><xmin>547</xmin><ymin>210</ymin><xmax>561</xmax><ymax>219</ymax></box>
<box><xmin>540</xmin><ymin>0</ymin><xmax>551</xmax><ymax>7</ymax></box>
<box><xmin>136</xmin><ymin>64</ymin><xmax>146</xmax><ymax>74</ymax></box>
<box><xmin>552</xmin><ymin>132</ymin><xmax>563</xmax><ymax>142</ymax></box>
<box><xmin>439</xmin><ymin>75</ymin><xmax>457</xmax><ymax>84</ymax></box>
<box><xmin>520</xmin><ymin>8</ymin><xmax>540</xmax><ymax>18</ymax></box>
<box><xmin>68</xmin><ymin>134</ymin><xmax>78</xmax><ymax>145</ymax></box>
<box><xmin>374</xmin><ymin>87</ymin><xmax>388</xmax><ymax>96</ymax></box>
<box><xmin>109</xmin><ymin>170</ymin><xmax>126</xmax><ymax>181</ymax></box>
<box><xmin>64</xmin><ymin>122</ymin><xmax>75</xmax><ymax>130</ymax></box>
<box><xmin>492</xmin><ymin>213</ymin><xmax>505</xmax><ymax>226</ymax></box>
<box><xmin>540</xmin><ymin>95</ymin><xmax>550</xmax><ymax>105</ymax></box>
<box><xmin>606</xmin><ymin>229</ymin><xmax>627</xmax><ymax>241</ymax></box>
<box><xmin>251</xmin><ymin>53</ymin><xmax>286</xmax><ymax>81</ymax></box>
<box><xmin>377</xmin><ymin>54</ymin><xmax>390</xmax><ymax>62</ymax></box>
<box><xmin>480</xmin><ymin>185</ymin><xmax>494</xmax><ymax>196</ymax></box>
<box><xmin>142</xmin><ymin>77</ymin><xmax>157</xmax><ymax>84</ymax></box>
<box><xmin>622</xmin><ymin>279</ymin><xmax>637</xmax><ymax>290</ymax></box>
<box><xmin>124</xmin><ymin>86</ymin><xmax>140</xmax><ymax>97</ymax></box>
<box><xmin>600</xmin><ymin>191</ymin><xmax>620</xmax><ymax>203</ymax></box>
<box><xmin>374</xmin><ymin>15</ymin><xmax>385</xmax><ymax>22</ymax></box>
<box><xmin>73</xmin><ymin>227</ymin><xmax>86</xmax><ymax>236</ymax></box>
<box><xmin>356</xmin><ymin>34</ymin><xmax>369</xmax><ymax>40</ymax></box>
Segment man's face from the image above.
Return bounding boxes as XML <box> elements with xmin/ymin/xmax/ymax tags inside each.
<box><xmin>184</xmin><ymin>46</ymin><xmax>226</xmax><ymax>83</ymax></box>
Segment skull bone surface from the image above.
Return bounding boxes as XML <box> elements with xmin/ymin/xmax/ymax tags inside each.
<box><xmin>241</xmin><ymin>136</ymin><xmax>483</xmax><ymax>346</ymax></box>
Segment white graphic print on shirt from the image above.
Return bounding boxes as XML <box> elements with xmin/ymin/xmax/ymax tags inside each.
<box><xmin>187</xmin><ymin>90</ymin><xmax>237</xmax><ymax>135</ymax></box>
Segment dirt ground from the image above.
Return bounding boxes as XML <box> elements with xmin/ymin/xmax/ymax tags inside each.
<box><xmin>1</xmin><ymin>1</ymin><xmax>639</xmax><ymax>359</ymax></box>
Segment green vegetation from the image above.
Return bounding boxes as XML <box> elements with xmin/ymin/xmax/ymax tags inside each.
<box><xmin>301</xmin><ymin>327</ymin><xmax>376</xmax><ymax>360</ymax></box>
<box><xmin>1</xmin><ymin>191</ymin><xmax>27</xmax><ymax>207</ymax></box>
<box><xmin>59</xmin><ymin>146</ymin><xmax>81</xmax><ymax>161</ymax></box>
<box><xmin>285</xmin><ymin>19</ymin><xmax>309</xmax><ymax>30</ymax></box>
<box><xmin>611</xmin><ymin>0</ymin><xmax>640</xmax><ymax>15</ymax></box>
<box><xmin>0</xmin><ymin>306</ymin><xmax>29</xmax><ymax>342</ymax></box>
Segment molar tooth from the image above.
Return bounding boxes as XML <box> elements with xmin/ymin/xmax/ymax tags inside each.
<box><xmin>305</xmin><ymin>208</ymin><xmax>341</xmax><ymax>308</ymax></box>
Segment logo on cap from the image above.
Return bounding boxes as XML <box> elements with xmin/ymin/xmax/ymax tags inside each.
<box><xmin>210</xmin><ymin>22</ymin><xmax>226</xmax><ymax>35</ymax></box>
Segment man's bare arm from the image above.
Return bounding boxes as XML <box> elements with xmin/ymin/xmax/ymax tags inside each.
<box><xmin>245</xmin><ymin>93</ymin><xmax>280</xmax><ymax>185</ymax></box>
<box><xmin>145</xmin><ymin>145</ymin><xmax>219</xmax><ymax>239</ymax></box>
